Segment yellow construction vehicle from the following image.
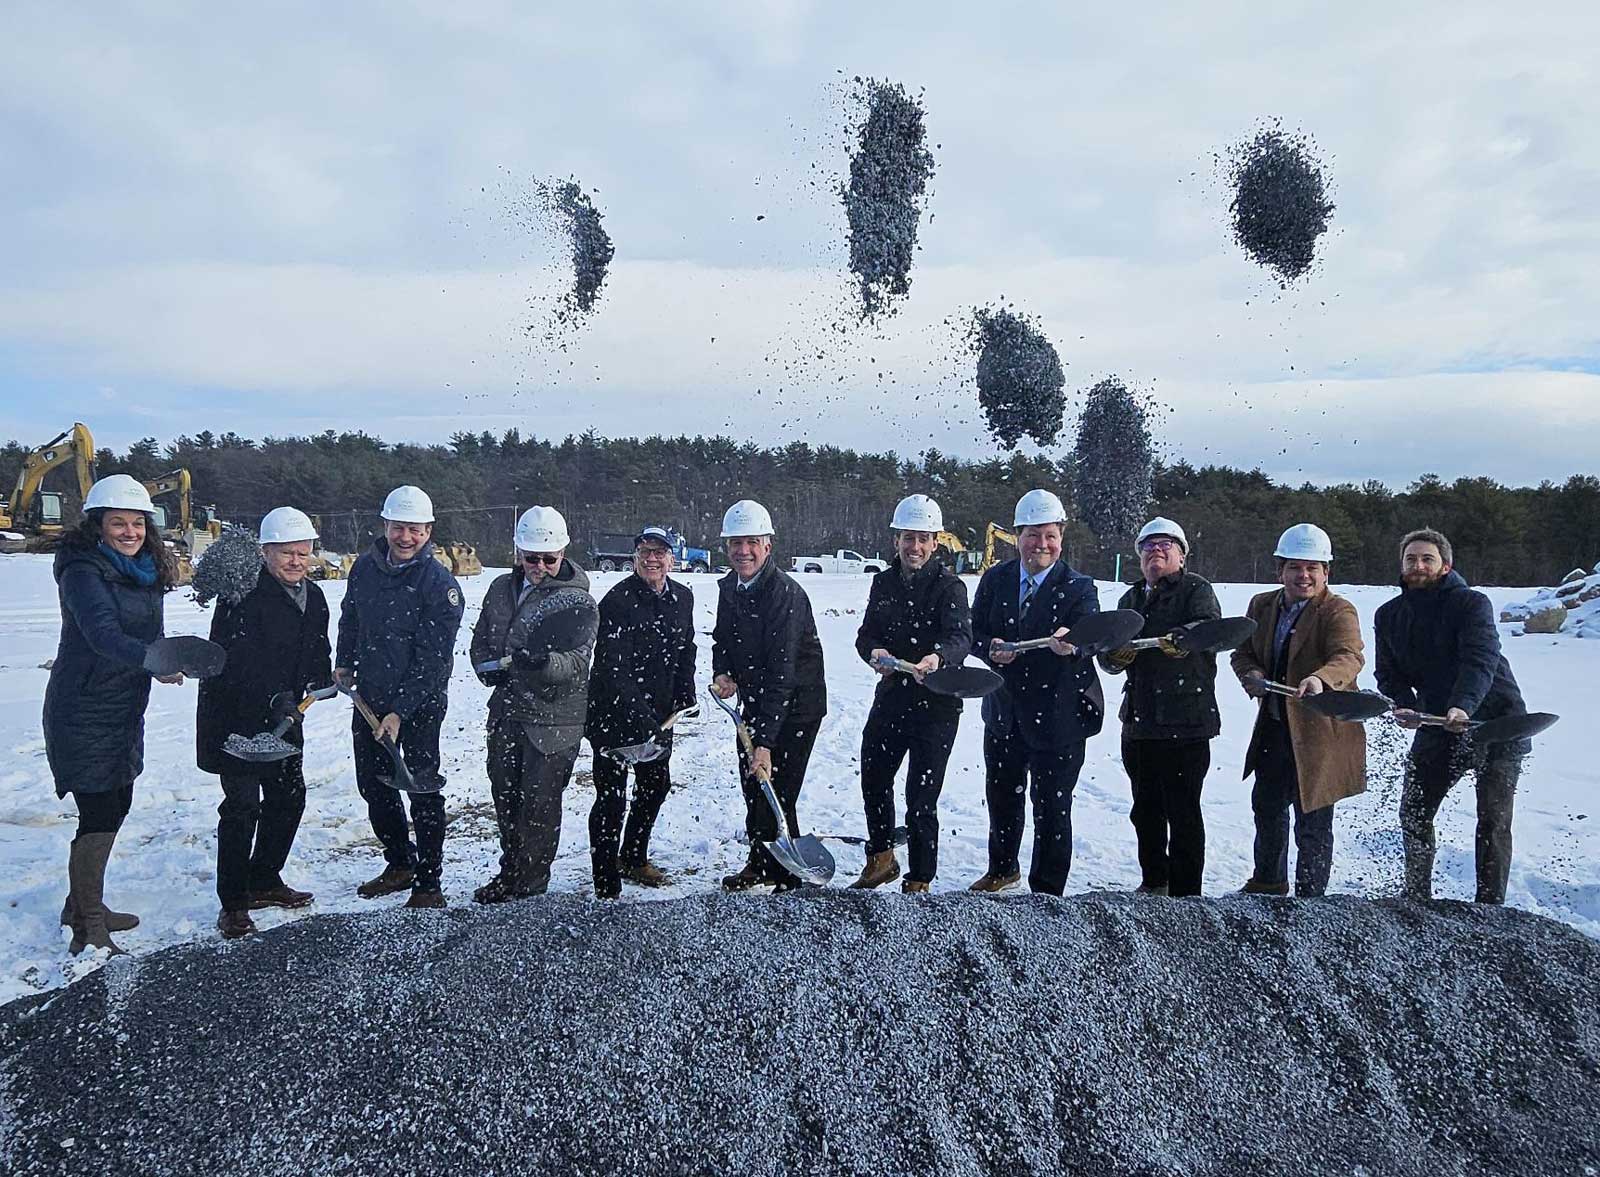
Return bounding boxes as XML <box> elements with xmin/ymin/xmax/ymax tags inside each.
<box><xmin>981</xmin><ymin>522</ymin><xmax>1018</xmax><ymax>572</ymax></box>
<box><xmin>141</xmin><ymin>468</ymin><xmax>222</xmax><ymax>585</ymax></box>
<box><xmin>934</xmin><ymin>530</ymin><xmax>984</xmax><ymax>575</ymax></box>
<box><xmin>433</xmin><ymin>541</ymin><xmax>482</xmax><ymax>577</ymax></box>
<box><xmin>0</xmin><ymin>423</ymin><xmax>98</xmax><ymax>552</ymax></box>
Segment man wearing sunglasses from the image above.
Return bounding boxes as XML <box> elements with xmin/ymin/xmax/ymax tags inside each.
<box><xmin>470</xmin><ymin>505</ymin><xmax>598</xmax><ymax>904</ymax></box>
<box><xmin>585</xmin><ymin>526</ymin><xmax>698</xmax><ymax>898</ymax></box>
<box><xmin>1098</xmin><ymin>517</ymin><xmax>1222</xmax><ymax>898</ymax></box>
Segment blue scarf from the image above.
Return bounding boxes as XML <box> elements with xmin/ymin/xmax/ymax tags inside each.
<box><xmin>98</xmin><ymin>542</ymin><xmax>158</xmax><ymax>587</ymax></box>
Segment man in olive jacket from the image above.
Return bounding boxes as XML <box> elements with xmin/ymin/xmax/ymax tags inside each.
<box><xmin>1098</xmin><ymin>517</ymin><xmax>1221</xmax><ymax>898</ymax></box>
<box><xmin>1231</xmin><ymin>525</ymin><xmax>1366</xmax><ymax>898</ymax></box>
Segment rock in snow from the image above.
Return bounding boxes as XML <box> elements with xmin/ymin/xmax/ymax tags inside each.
<box><xmin>3</xmin><ymin>892</ymin><xmax>1597</xmax><ymax>1175</ymax></box>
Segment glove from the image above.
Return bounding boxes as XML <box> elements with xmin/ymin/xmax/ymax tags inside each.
<box><xmin>1103</xmin><ymin>646</ymin><xmax>1137</xmax><ymax>671</ymax></box>
<box><xmin>1157</xmin><ymin>635</ymin><xmax>1188</xmax><ymax>659</ymax></box>
<box><xmin>477</xmin><ymin>667</ymin><xmax>509</xmax><ymax>689</ymax></box>
<box><xmin>653</xmin><ymin>729</ymin><xmax>675</xmax><ymax>755</ymax></box>
<box><xmin>513</xmin><ymin>645</ymin><xmax>551</xmax><ymax>671</ymax></box>
<box><xmin>268</xmin><ymin>691</ymin><xmax>299</xmax><ymax>724</ymax></box>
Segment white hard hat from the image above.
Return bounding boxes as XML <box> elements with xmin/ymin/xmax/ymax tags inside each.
<box><xmin>259</xmin><ymin>507</ymin><xmax>318</xmax><ymax>545</ymax></box>
<box><xmin>721</xmin><ymin>499</ymin><xmax>775</xmax><ymax>538</ymax></box>
<box><xmin>1013</xmin><ymin>489</ymin><xmax>1067</xmax><ymax>528</ymax></box>
<box><xmin>84</xmin><ymin>474</ymin><xmax>155</xmax><ymax>514</ymax></box>
<box><xmin>1275</xmin><ymin>523</ymin><xmax>1334</xmax><ymax>563</ymax></box>
<box><xmin>1136</xmin><ymin>517</ymin><xmax>1189</xmax><ymax>554</ymax></box>
<box><xmin>891</xmin><ymin>494</ymin><xmax>943</xmax><ymax>533</ymax></box>
<box><xmin>381</xmin><ymin>485</ymin><xmax>434</xmax><ymax>524</ymax></box>
<box><xmin>514</xmin><ymin>505</ymin><xmax>569</xmax><ymax>552</ymax></box>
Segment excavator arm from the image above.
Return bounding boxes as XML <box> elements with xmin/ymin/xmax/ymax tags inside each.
<box><xmin>981</xmin><ymin>522</ymin><xmax>1017</xmax><ymax>573</ymax></box>
<box><xmin>142</xmin><ymin>469</ymin><xmax>193</xmax><ymax>533</ymax></box>
<box><xmin>2</xmin><ymin>423</ymin><xmax>96</xmax><ymax>533</ymax></box>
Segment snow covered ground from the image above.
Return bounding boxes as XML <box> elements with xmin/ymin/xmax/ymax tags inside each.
<box><xmin>1</xmin><ymin>556</ymin><xmax>1593</xmax><ymax>1004</ymax></box>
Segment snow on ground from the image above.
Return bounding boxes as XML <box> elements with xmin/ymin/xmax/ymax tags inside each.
<box><xmin>1</xmin><ymin>556</ymin><xmax>1594</xmax><ymax>1004</ymax></box>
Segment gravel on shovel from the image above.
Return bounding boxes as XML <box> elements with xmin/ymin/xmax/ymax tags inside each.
<box><xmin>3</xmin><ymin>892</ymin><xmax>1597</xmax><ymax>1176</ymax></box>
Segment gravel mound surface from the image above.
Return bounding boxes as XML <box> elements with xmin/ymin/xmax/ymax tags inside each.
<box><xmin>3</xmin><ymin>893</ymin><xmax>1597</xmax><ymax>1176</ymax></box>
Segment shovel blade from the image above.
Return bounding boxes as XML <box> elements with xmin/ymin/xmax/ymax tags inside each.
<box><xmin>766</xmin><ymin>834</ymin><xmax>836</xmax><ymax>886</ymax></box>
<box><xmin>222</xmin><ymin>732</ymin><xmax>300</xmax><ymax>762</ymax></box>
<box><xmin>604</xmin><ymin>739</ymin><xmax>667</xmax><ymax>766</ymax></box>
<box><xmin>1299</xmin><ymin>689</ymin><xmax>1395</xmax><ymax>722</ymax></box>
<box><xmin>1471</xmin><ymin>711</ymin><xmax>1559</xmax><ymax>744</ymax></box>
<box><xmin>1172</xmin><ymin>616</ymin><xmax>1259</xmax><ymax>655</ymax></box>
<box><xmin>1065</xmin><ymin>609</ymin><xmax>1147</xmax><ymax>655</ymax></box>
<box><xmin>923</xmin><ymin>665</ymin><xmax>1003</xmax><ymax>699</ymax></box>
<box><xmin>146</xmin><ymin>635</ymin><xmax>228</xmax><ymax>679</ymax></box>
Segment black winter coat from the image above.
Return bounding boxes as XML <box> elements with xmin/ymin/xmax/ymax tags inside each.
<box><xmin>711</xmin><ymin>562</ymin><xmax>826</xmax><ymax>748</ymax></box>
<box><xmin>196</xmin><ymin>568</ymin><xmax>333</xmax><ymax>776</ymax></box>
<box><xmin>585</xmin><ymin>573</ymin><xmax>697</xmax><ymax>750</ymax></box>
<box><xmin>42</xmin><ymin>537</ymin><xmax>165</xmax><ymax>797</ymax></box>
<box><xmin>335</xmin><ymin>538</ymin><xmax>464</xmax><ymax>719</ymax></box>
<box><xmin>1375</xmin><ymin>569</ymin><xmax>1527</xmax><ymax>756</ymax></box>
<box><xmin>854</xmin><ymin>559</ymin><xmax>972</xmax><ymax>721</ymax></box>
<box><xmin>1103</xmin><ymin>572</ymin><xmax>1222</xmax><ymax>741</ymax></box>
<box><xmin>971</xmin><ymin>558</ymin><xmax>1104</xmax><ymax>749</ymax></box>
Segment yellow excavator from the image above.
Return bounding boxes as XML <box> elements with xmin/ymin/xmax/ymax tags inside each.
<box><xmin>981</xmin><ymin>522</ymin><xmax>1018</xmax><ymax>572</ymax></box>
<box><xmin>0</xmin><ymin>423</ymin><xmax>98</xmax><ymax>553</ymax></box>
<box><xmin>932</xmin><ymin>525</ymin><xmax>1017</xmax><ymax>574</ymax></box>
<box><xmin>301</xmin><ymin>515</ymin><xmax>480</xmax><ymax>580</ymax></box>
<box><xmin>141</xmin><ymin>468</ymin><xmax>222</xmax><ymax>585</ymax></box>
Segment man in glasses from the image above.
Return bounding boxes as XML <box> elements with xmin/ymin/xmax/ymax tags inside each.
<box><xmin>711</xmin><ymin>499</ymin><xmax>828</xmax><ymax>892</ymax></box>
<box><xmin>470</xmin><ymin>505</ymin><xmax>598</xmax><ymax>903</ymax></box>
<box><xmin>585</xmin><ymin>526</ymin><xmax>697</xmax><ymax>898</ymax></box>
<box><xmin>336</xmin><ymin>485</ymin><xmax>464</xmax><ymax>909</ymax></box>
<box><xmin>1098</xmin><ymin>517</ymin><xmax>1222</xmax><ymax>897</ymax></box>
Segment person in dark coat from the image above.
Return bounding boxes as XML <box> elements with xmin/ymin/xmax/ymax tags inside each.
<box><xmin>195</xmin><ymin>508</ymin><xmax>332</xmax><ymax>939</ymax></box>
<box><xmin>1375</xmin><ymin>528</ymin><xmax>1531</xmax><ymax>904</ymax></box>
<box><xmin>850</xmin><ymin>495</ymin><xmax>971</xmax><ymax>893</ymax></box>
<box><xmin>335</xmin><ymin>485</ymin><xmax>464</xmax><ymax>909</ymax></box>
<box><xmin>711</xmin><ymin>499</ymin><xmax>827</xmax><ymax>892</ymax></box>
<box><xmin>584</xmin><ymin>527</ymin><xmax>697</xmax><ymax>898</ymax></box>
<box><xmin>1097</xmin><ymin>517</ymin><xmax>1221</xmax><ymax>898</ymax></box>
<box><xmin>471</xmin><ymin>506</ymin><xmax>598</xmax><ymax>903</ymax></box>
<box><xmin>970</xmin><ymin>489</ymin><xmax>1104</xmax><ymax>896</ymax></box>
<box><xmin>43</xmin><ymin>474</ymin><xmax>184</xmax><ymax>955</ymax></box>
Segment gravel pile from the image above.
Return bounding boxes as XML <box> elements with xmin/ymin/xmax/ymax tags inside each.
<box><xmin>844</xmin><ymin>78</ymin><xmax>935</xmax><ymax>321</ymax></box>
<box><xmin>189</xmin><ymin>526</ymin><xmax>262</xmax><ymax>608</ymax></box>
<box><xmin>1225</xmin><ymin>124</ymin><xmax>1336</xmax><ymax>284</ymax></box>
<box><xmin>971</xmin><ymin>305</ymin><xmax>1066</xmax><ymax>449</ymax></box>
<box><xmin>1072</xmin><ymin>376</ymin><xmax>1154</xmax><ymax>544</ymax></box>
<box><xmin>4</xmin><ymin>893</ymin><xmax>1597</xmax><ymax>1176</ymax></box>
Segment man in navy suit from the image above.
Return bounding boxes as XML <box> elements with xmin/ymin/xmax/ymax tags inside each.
<box><xmin>969</xmin><ymin>489</ymin><xmax>1105</xmax><ymax>895</ymax></box>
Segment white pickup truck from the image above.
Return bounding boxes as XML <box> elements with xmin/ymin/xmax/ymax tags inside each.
<box><xmin>790</xmin><ymin>548</ymin><xmax>887</xmax><ymax>574</ymax></box>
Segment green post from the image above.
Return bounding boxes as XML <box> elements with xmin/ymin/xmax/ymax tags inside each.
<box><xmin>1114</xmin><ymin>552</ymin><xmax>1122</xmax><ymax>582</ymax></box>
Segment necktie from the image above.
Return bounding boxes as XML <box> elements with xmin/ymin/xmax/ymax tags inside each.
<box><xmin>1021</xmin><ymin>576</ymin><xmax>1037</xmax><ymax>614</ymax></box>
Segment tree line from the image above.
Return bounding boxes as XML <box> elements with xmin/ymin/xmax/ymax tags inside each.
<box><xmin>3</xmin><ymin>427</ymin><xmax>1595</xmax><ymax>587</ymax></box>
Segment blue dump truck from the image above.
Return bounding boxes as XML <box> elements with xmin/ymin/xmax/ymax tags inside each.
<box><xmin>590</xmin><ymin>529</ymin><xmax>712</xmax><ymax>573</ymax></box>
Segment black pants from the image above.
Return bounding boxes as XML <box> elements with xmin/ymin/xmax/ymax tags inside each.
<box><xmin>983</xmin><ymin>728</ymin><xmax>1086</xmax><ymax>896</ymax></box>
<box><xmin>353</xmin><ymin>701</ymin><xmax>447</xmax><ymax>891</ymax></box>
<box><xmin>1400</xmin><ymin>736</ymin><xmax>1521</xmax><ymax>904</ymax></box>
<box><xmin>1249</xmin><ymin>717</ymin><xmax>1334</xmax><ymax>896</ymax></box>
<box><xmin>736</xmin><ymin>722</ymin><xmax>820</xmax><ymax>883</ymax></box>
<box><xmin>216</xmin><ymin>762</ymin><xmax>307</xmax><ymax>912</ymax></box>
<box><xmin>860</xmin><ymin>704</ymin><xmax>958</xmax><ymax>883</ymax></box>
<box><xmin>487</xmin><ymin>717</ymin><xmax>577</xmax><ymax>896</ymax></box>
<box><xmin>589</xmin><ymin>753</ymin><xmax>673</xmax><ymax>892</ymax></box>
<box><xmin>74</xmin><ymin>785</ymin><xmax>134</xmax><ymax>838</ymax></box>
<box><xmin>1122</xmin><ymin>737</ymin><xmax>1210</xmax><ymax>897</ymax></box>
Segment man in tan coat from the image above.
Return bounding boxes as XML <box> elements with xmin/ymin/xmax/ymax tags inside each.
<box><xmin>1230</xmin><ymin>524</ymin><xmax>1366</xmax><ymax>897</ymax></box>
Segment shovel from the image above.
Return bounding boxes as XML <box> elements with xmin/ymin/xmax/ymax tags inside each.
<box><xmin>1413</xmin><ymin>710</ymin><xmax>1560</xmax><ymax>744</ymax></box>
<box><xmin>816</xmin><ymin>826</ymin><xmax>909</xmax><ymax>848</ymax></box>
<box><xmin>994</xmin><ymin>608</ymin><xmax>1145</xmax><ymax>656</ymax></box>
<box><xmin>1125</xmin><ymin>616</ymin><xmax>1259</xmax><ymax>656</ymax></box>
<box><xmin>337</xmin><ymin>683</ymin><xmax>432</xmax><ymax>793</ymax></box>
<box><xmin>600</xmin><ymin>705</ymin><xmax>701</xmax><ymax>766</ymax></box>
<box><xmin>144</xmin><ymin>634</ymin><xmax>228</xmax><ymax>679</ymax></box>
<box><xmin>1259</xmin><ymin>681</ymin><xmax>1397</xmax><ymax>722</ymax></box>
<box><xmin>707</xmin><ymin>688</ymin><xmax>835</xmax><ymax>886</ymax></box>
<box><xmin>222</xmin><ymin>684</ymin><xmax>340</xmax><ymax>762</ymax></box>
<box><xmin>872</xmin><ymin>655</ymin><xmax>1002</xmax><ymax>699</ymax></box>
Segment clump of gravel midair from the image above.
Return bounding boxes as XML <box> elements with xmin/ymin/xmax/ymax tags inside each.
<box><xmin>3</xmin><ymin>892</ymin><xmax>1597</xmax><ymax>1176</ymax></box>
<box><xmin>1224</xmin><ymin>123</ymin><xmax>1335</xmax><ymax>284</ymax></box>
<box><xmin>843</xmin><ymin>78</ymin><xmax>935</xmax><ymax>321</ymax></box>
<box><xmin>1072</xmin><ymin>376</ymin><xmax>1154</xmax><ymax>545</ymax></box>
<box><xmin>970</xmin><ymin>305</ymin><xmax>1066</xmax><ymax>449</ymax></box>
<box><xmin>524</xmin><ymin>177</ymin><xmax>614</xmax><ymax>330</ymax></box>
<box><xmin>189</xmin><ymin>527</ymin><xmax>262</xmax><ymax>608</ymax></box>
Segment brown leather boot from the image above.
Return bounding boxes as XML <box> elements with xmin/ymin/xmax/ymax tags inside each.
<box><xmin>249</xmin><ymin>883</ymin><xmax>314</xmax><ymax>909</ymax></box>
<box><xmin>1239</xmin><ymin>878</ymin><xmax>1290</xmax><ymax>896</ymax></box>
<box><xmin>61</xmin><ymin>835</ymin><xmax>139</xmax><ymax>933</ymax></box>
<box><xmin>968</xmin><ymin>869</ymin><xmax>1022</xmax><ymax>894</ymax></box>
<box><xmin>357</xmin><ymin>865</ymin><xmax>415</xmax><ymax>898</ymax></box>
<box><xmin>405</xmin><ymin>888</ymin><xmax>447</xmax><ymax>910</ymax></box>
<box><xmin>848</xmin><ymin>850</ymin><xmax>901</xmax><ymax>890</ymax></box>
<box><xmin>67</xmin><ymin>833</ymin><xmax>125</xmax><ymax>956</ymax></box>
<box><xmin>217</xmin><ymin>910</ymin><xmax>257</xmax><ymax>939</ymax></box>
<box><xmin>901</xmin><ymin>879</ymin><xmax>930</xmax><ymax>894</ymax></box>
<box><xmin>720</xmin><ymin>861</ymin><xmax>766</xmax><ymax>892</ymax></box>
<box><xmin>621</xmin><ymin>861</ymin><xmax>671</xmax><ymax>888</ymax></box>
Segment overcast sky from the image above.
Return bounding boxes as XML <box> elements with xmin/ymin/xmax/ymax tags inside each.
<box><xmin>3</xmin><ymin>2</ymin><xmax>1598</xmax><ymax>487</ymax></box>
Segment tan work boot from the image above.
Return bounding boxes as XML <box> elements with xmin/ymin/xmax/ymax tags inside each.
<box><xmin>848</xmin><ymin>850</ymin><xmax>901</xmax><ymax>890</ymax></box>
<box><xmin>1239</xmin><ymin>878</ymin><xmax>1290</xmax><ymax>896</ymax></box>
<box><xmin>968</xmin><ymin>870</ymin><xmax>1022</xmax><ymax>894</ymax></box>
<box><xmin>357</xmin><ymin>865</ymin><xmax>415</xmax><ymax>898</ymax></box>
<box><xmin>901</xmin><ymin>879</ymin><xmax>930</xmax><ymax>894</ymax></box>
<box><xmin>67</xmin><ymin>833</ymin><xmax>126</xmax><ymax>956</ymax></box>
<box><xmin>720</xmin><ymin>860</ymin><xmax>767</xmax><ymax>892</ymax></box>
<box><xmin>621</xmin><ymin>861</ymin><xmax>671</xmax><ymax>888</ymax></box>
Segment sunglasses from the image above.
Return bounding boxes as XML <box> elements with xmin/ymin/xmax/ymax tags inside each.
<box><xmin>1138</xmin><ymin>540</ymin><xmax>1178</xmax><ymax>554</ymax></box>
<box><xmin>521</xmin><ymin>553</ymin><xmax>562</xmax><ymax>567</ymax></box>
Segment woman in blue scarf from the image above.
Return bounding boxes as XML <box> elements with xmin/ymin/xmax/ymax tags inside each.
<box><xmin>43</xmin><ymin>474</ymin><xmax>182</xmax><ymax>955</ymax></box>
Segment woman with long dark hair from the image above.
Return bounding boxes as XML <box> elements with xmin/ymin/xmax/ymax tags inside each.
<box><xmin>43</xmin><ymin>473</ymin><xmax>182</xmax><ymax>954</ymax></box>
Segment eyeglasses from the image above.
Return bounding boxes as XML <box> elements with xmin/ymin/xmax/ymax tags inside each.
<box><xmin>1138</xmin><ymin>540</ymin><xmax>1178</xmax><ymax>554</ymax></box>
<box><xmin>636</xmin><ymin>545</ymin><xmax>671</xmax><ymax>558</ymax></box>
<box><xmin>521</xmin><ymin>553</ymin><xmax>562</xmax><ymax>567</ymax></box>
